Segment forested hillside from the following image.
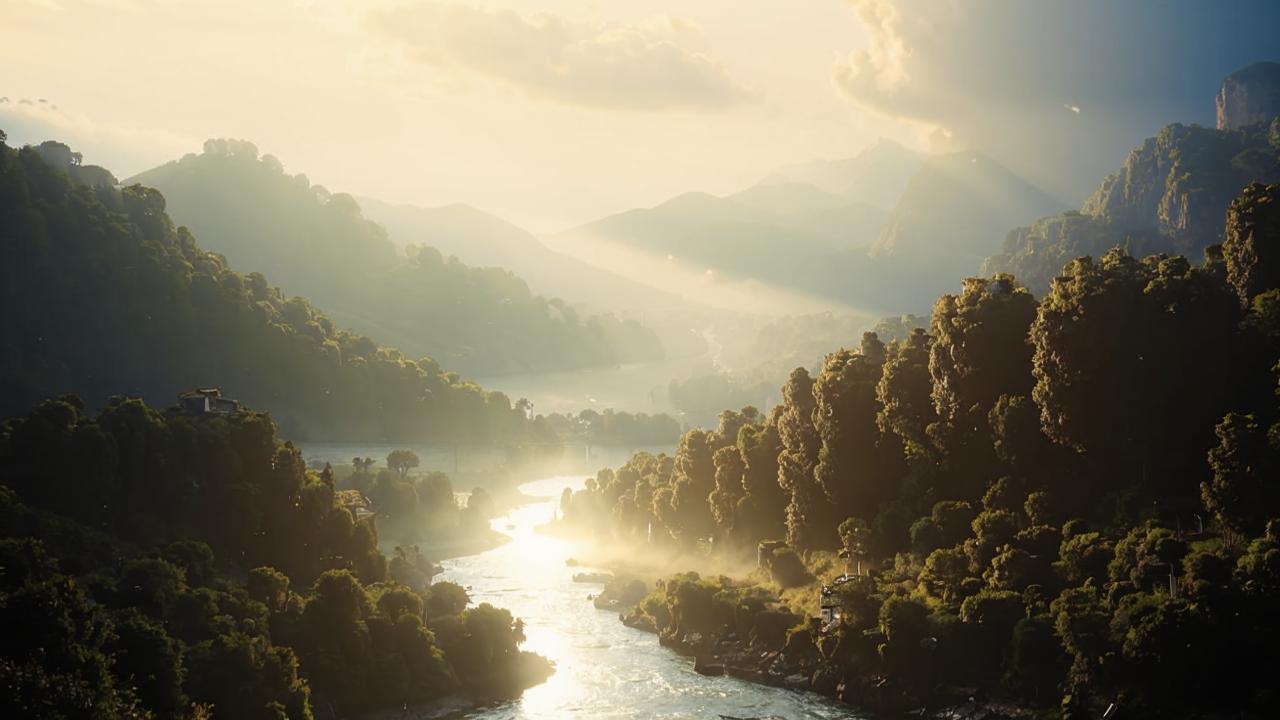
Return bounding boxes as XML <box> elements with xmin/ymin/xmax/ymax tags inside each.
<box><xmin>357</xmin><ymin>197</ymin><xmax>682</xmax><ymax>315</ymax></box>
<box><xmin>986</xmin><ymin>118</ymin><xmax>1280</xmax><ymax>293</ymax></box>
<box><xmin>129</xmin><ymin>140</ymin><xmax>663</xmax><ymax>375</ymax></box>
<box><xmin>558</xmin><ymin>183</ymin><xmax>1280</xmax><ymax>717</ymax></box>
<box><xmin>0</xmin><ymin>395</ymin><xmax>550</xmax><ymax>718</ymax></box>
<box><xmin>0</xmin><ymin>134</ymin><xmax>532</xmax><ymax>441</ymax></box>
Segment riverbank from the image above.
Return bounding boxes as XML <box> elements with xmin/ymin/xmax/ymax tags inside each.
<box><xmin>419</xmin><ymin>527</ymin><xmax>511</xmax><ymax>562</ymax></box>
<box><xmin>356</xmin><ymin>694</ymin><xmax>475</xmax><ymax>720</ymax></box>
<box><xmin>560</xmin><ymin>559</ymin><xmax>1035</xmax><ymax>720</ymax></box>
<box><xmin>618</xmin><ymin>611</ymin><xmax>1029</xmax><ymax>720</ymax></box>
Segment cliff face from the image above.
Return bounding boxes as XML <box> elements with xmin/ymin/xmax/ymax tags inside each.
<box><xmin>1081</xmin><ymin>122</ymin><xmax>1274</xmax><ymax>251</ymax></box>
<box><xmin>1223</xmin><ymin>182</ymin><xmax>1280</xmax><ymax>304</ymax></box>
<box><xmin>985</xmin><ymin>118</ymin><xmax>1280</xmax><ymax>295</ymax></box>
<box><xmin>1218</xmin><ymin>62</ymin><xmax>1280</xmax><ymax>131</ymax></box>
<box><xmin>984</xmin><ymin>62</ymin><xmax>1280</xmax><ymax>296</ymax></box>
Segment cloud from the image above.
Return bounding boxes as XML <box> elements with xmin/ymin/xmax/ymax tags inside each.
<box><xmin>833</xmin><ymin>0</ymin><xmax>1280</xmax><ymax>201</ymax></box>
<box><xmin>365</xmin><ymin>2</ymin><xmax>751</xmax><ymax>111</ymax></box>
<box><xmin>0</xmin><ymin>98</ymin><xmax>195</xmax><ymax>176</ymax></box>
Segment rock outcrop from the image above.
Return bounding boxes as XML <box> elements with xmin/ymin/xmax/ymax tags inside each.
<box><xmin>985</xmin><ymin>62</ymin><xmax>1280</xmax><ymax>296</ymax></box>
<box><xmin>985</xmin><ymin>119</ymin><xmax>1280</xmax><ymax>295</ymax></box>
<box><xmin>1223</xmin><ymin>182</ymin><xmax>1280</xmax><ymax>305</ymax></box>
<box><xmin>1218</xmin><ymin>62</ymin><xmax>1280</xmax><ymax>131</ymax></box>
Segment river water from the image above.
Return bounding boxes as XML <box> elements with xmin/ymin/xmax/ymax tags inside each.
<box><xmin>298</xmin><ymin>442</ymin><xmax>861</xmax><ymax>719</ymax></box>
<box><xmin>440</xmin><ymin>472</ymin><xmax>863</xmax><ymax>720</ymax></box>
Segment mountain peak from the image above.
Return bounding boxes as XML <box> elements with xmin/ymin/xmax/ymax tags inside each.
<box><xmin>871</xmin><ymin>151</ymin><xmax>1064</xmax><ymax>259</ymax></box>
<box><xmin>754</xmin><ymin>137</ymin><xmax>924</xmax><ymax>209</ymax></box>
<box><xmin>1217</xmin><ymin>61</ymin><xmax>1280</xmax><ymax>130</ymax></box>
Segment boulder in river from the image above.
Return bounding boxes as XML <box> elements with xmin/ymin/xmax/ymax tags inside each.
<box><xmin>694</xmin><ymin>655</ymin><xmax>725</xmax><ymax>676</ymax></box>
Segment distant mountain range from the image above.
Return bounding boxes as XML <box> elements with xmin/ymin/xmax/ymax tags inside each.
<box><xmin>549</xmin><ymin>140</ymin><xmax>1062</xmax><ymax>314</ymax></box>
<box><xmin>872</xmin><ymin>151</ymin><xmax>1066</xmax><ymax>260</ymax></box>
<box><xmin>356</xmin><ymin>197</ymin><xmax>681</xmax><ymax>315</ymax></box>
<box><xmin>128</xmin><ymin>141</ymin><xmax>665</xmax><ymax>376</ymax></box>
<box><xmin>758</xmin><ymin>138</ymin><xmax>925</xmax><ymax>210</ymax></box>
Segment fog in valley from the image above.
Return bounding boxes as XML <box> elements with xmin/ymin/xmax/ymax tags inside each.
<box><xmin>5</xmin><ymin>2</ymin><xmax>1280</xmax><ymax>719</ymax></box>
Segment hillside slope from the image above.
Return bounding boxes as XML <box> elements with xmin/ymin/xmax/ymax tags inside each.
<box><xmin>357</xmin><ymin>196</ymin><xmax>682</xmax><ymax>314</ymax></box>
<box><xmin>759</xmin><ymin>138</ymin><xmax>924</xmax><ymax>210</ymax></box>
<box><xmin>872</xmin><ymin>152</ymin><xmax>1066</xmax><ymax>261</ymax></box>
<box><xmin>129</xmin><ymin>140</ymin><xmax>663</xmax><ymax>375</ymax></box>
<box><xmin>0</xmin><ymin>136</ymin><xmax>528</xmax><ymax>441</ymax></box>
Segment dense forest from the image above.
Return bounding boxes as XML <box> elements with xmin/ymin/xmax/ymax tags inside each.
<box><xmin>0</xmin><ymin>394</ymin><xmax>551</xmax><ymax>719</ymax></box>
<box><xmin>0</xmin><ymin>134</ymin><xmax>681</xmax><ymax>445</ymax></box>
<box><xmin>557</xmin><ymin>179</ymin><xmax>1280</xmax><ymax>717</ymax></box>
<box><xmin>129</xmin><ymin>140</ymin><xmax>663</xmax><ymax>376</ymax></box>
<box><xmin>7</xmin><ymin>4</ymin><xmax>1280</xmax><ymax>719</ymax></box>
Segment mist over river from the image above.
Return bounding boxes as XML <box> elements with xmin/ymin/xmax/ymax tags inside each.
<box><xmin>299</xmin><ymin>442</ymin><xmax>860</xmax><ymax>718</ymax></box>
<box><xmin>439</xmin><ymin>472</ymin><xmax>863</xmax><ymax>720</ymax></box>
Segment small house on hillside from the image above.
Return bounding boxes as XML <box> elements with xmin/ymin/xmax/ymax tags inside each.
<box><xmin>336</xmin><ymin>489</ymin><xmax>376</xmax><ymax>522</ymax></box>
<box><xmin>178</xmin><ymin>388</ymin><xmax>240</xmax><ymax>415</ymax></box>
<box><xmin>820</xmin><ymin>574</ymin><xmax>858</xmax><ymax>626</ymax></box>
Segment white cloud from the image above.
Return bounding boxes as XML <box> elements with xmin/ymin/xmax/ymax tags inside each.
<box><xmin>0</xmin><ymin>98</ymin><xmax>195</xmax><ymax>176</ymax></box>
<box><xmin>365</xmin><ymin>2</ymin><xmax>752</xmax><ymax>111</ymax></box>
<box><xmin>829</xmin><ymin>0</ymin><xmax>1280</xmax><ymax>202</ymax></box>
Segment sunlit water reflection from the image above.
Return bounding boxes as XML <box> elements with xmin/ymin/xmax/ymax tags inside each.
<box><xmin>441</xmin><ymin>474</ymin><xmax>863</xmax><ymax>720</ymax></box>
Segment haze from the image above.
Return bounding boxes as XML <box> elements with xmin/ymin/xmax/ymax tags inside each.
<box><xmin>4</xmin><ymin>0</ymin><xmax>1272</xmax><ymax>232</ymax></box>
<box><xmin>8</xmin><ymin>3</ymin><xmax>1280</xmax><ymax>720</ymax></box>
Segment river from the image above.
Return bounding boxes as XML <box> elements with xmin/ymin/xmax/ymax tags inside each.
<box><xmin>438</xmin><ymin>472</ymin><xmax>864</xmax><ymax>720</ymax></box>
<box><xmin>298</xmin><ymin>442</ymin><xmax>862</xmax><ymax>719</ymax></box>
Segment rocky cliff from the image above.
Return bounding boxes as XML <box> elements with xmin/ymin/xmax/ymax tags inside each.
<box><xmin>984</xmin><ymin>62</ymin><xmax>1280</xmax><ymax>296</ymax></box>
<box><xmin>1217</xmin><ymin>62</ymin><xmax>1280</xmax><ymax>131</ymax></box>
<box><xmin>984</xmin><ymin>118</ymin><xmax>1280</xmax><ymax>294</ymax></box>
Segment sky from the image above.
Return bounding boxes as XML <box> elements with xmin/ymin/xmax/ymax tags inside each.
<box><xmin>2</xmin><ymin>0</ymin><xmax>1278</xmax><ymax>232</ymax></box>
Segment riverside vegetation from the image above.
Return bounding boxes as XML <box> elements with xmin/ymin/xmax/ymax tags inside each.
<box><xmin>0</xmin><ymin>135</ymin><xmax>680</xmax><ymax>447</ymax></box>
<box><xmin>0</xmin><ymin>395</ymin><xmax>553</xmax><ymax>719</ymax></box>
<box><xmin>555</xmin><ymin>178</ymin><xmax>1280</xmax><ymax>719</ymax></box>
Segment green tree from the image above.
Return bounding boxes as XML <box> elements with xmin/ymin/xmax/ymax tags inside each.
<box><xmin>1223</xmin><ymin>182</ymin><xmax>1280</xmax><ymax>306</ymax></box>
<box><xmin>813</xmin><ymin>333</ymin><xmax>902</xmax><ymax>532</ymax></box>
<box><xmin>775</xmin><ymin>368</ymin><xmax>828</xmax><ymax>550</ymax></box>
<box><xmin>1203</xmin><ymin>413</ymin><xmax>1280</xmax><ymax>537</ymax></box>
<box><xmin>387</xmin><ymin>450</ymin><xmax>421</xmax><ymax>480</ymax></box>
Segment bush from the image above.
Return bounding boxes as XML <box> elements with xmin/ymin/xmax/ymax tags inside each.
<box><xmin>768</xmin><ymin>549</ymin><xmax>812</xmax><ymax>589</ymax></box>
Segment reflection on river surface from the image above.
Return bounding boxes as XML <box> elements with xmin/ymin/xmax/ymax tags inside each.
<box><xmin>440</xmin><ymin>473</ymin><xmax>863</xmax><ymax>720</ymax></box>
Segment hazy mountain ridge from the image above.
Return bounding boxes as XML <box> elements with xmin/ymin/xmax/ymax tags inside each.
<box><xmin>357</xmin><ymin>196</ymin><xmax>684</xmax><ymax>314</ymax></box>
<box><xmin>552</xmin><ymin>142</ymin><xmax>1059</xmax><ymax>315</ymax></box>
<box><xmin>129</xmin><ymin>140</ymin><xmax>664</xmax><ymax>376</ymax></box>
<box><xmin>552</xmin><ymin>191</ymin><xmax>843</xmax><ymax>289</ymax></box>
<box><xmin>872</xmin><ymin>151</ymin><xmax>1067</xmax><ymax>260</ymax></box>
<box><xmin>759</xmin><ymin>138</ymin><xmax>924</xmax><ymax>210</ymax></box>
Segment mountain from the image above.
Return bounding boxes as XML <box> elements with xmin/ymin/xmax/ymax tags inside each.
<box><xmin>728</xmin><ymin>181</ymin><xmax>852</xmax><ymax>214</ymax></box>
<box><xmin>726</xmin><ymin>182</ymin><xmax>888</xmax><ymax>250</ymax></box>
<box><xmin>550</xmin><ymin>143</ymin><xmax>1057</xmax><ymax>316</ymax></box>
<box><xmin>128</xmin><ymin>140</ymin><xmax>663</xmax><ymax>376</ymax></box>
<box><xmin>759</xmin><ymin>138</ymin><xmax>925</xmax><ymax>210</ymax></box>
<box><xmin>1217</xmin><ymin>61</ymin><xmax>1280</xmax><ymax>130</ymax></box>
<box><xmin>0</xmin><ymin>136</ymin><xmax>531</xmax><ymax>441</ymax></box>
<box><xmin>550</xmin><ymin>187</ymin><xmax>885</xmax><ymax>306</ymax></box>
<box><xmin>871</xmin><ymin>151</ymin><xmax>1067</xmax><ymax>261</ymax></box>
<box><xmin>356</xmin><ymin>196</ymin><xmax>681</xmax><ymax>314</ymax></box>
<box><xmin>985</xmin><ymin>115</ymin><xmax>1280</xmax><ymax>294</ymax></box>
